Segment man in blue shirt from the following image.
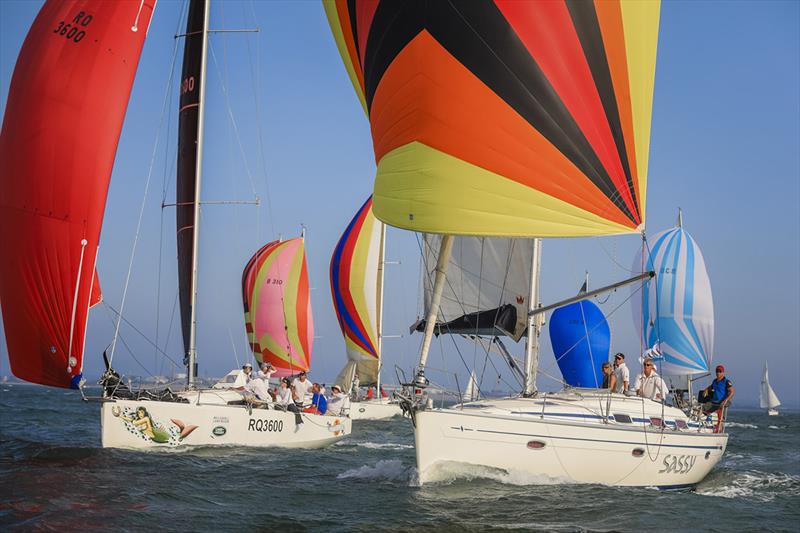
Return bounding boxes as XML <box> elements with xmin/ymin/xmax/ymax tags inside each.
<box><xmin>699</xmin><ymin>364</ymin><xmax>735</xmax><ymax>414</ymax></box>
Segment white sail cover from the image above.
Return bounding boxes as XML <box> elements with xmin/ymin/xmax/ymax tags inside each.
<box><xmin>421</xmin><ymin>235</ymin><xmax>533</xmax><ymax>341</ymax></box>
<box><xmin>633</xmin><ymin>226</ymin><xmax>714</xmax><ymax>376</ymax></box>
<box><xmin>760</xmin><ymin>363</ymin><xmax>781</xmax><ymax>409</ymax></box>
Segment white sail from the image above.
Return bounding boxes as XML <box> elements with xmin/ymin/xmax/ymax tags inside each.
<box><xmin>760</xmin><ymin>363</ymin><xmax>781</xmax><ymax>410</ymax></box>
<box><xmin>462</xmin><ymin>371</ymin><xmax>479</xmax><ymax>402</ymax></box>
<box><xmin>420</xmin><ymin>235</ymin><xmax>534</xmax><ymax>341</ymax></box>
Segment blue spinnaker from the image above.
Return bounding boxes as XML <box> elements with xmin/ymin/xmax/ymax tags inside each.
<box><xmin>549</xmin><ymin>299</ymin><xmax>610</xmax><ymax>388</ymax></box>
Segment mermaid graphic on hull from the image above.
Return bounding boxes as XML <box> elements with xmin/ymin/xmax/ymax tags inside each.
<box><xmin>112</xmin><ymin>405</ymin><xmax>197</xmax><ymax>445</ymax></box>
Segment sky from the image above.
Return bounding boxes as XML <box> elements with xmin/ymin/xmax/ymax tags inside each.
<box><xmin>1</xmin><ymin>1</ymin><xmax>798</xmax><ymax>408</ymax></box>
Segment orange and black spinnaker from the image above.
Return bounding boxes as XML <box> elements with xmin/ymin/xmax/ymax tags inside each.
<box><xmin>324</xmin><ymin>0</ymin><xmax>660</xmax><ymax>237</ymax></box>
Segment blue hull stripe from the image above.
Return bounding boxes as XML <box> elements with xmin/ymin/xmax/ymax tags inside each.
<box><xmin>463</xmin><ymin>427</ymin><xmax>723</xmax><ymax>450</ymax></box>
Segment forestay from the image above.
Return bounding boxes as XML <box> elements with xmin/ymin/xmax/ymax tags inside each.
<box><xmin>242</xmin><ymin>238</ymin><xmax>314</xmax><ymax>377</ymax></box>
<box><xmin>633</xmin><ymin>226</ymin><xmax>714</xmax><ymax>376</ymax></box>
<box><xmin>415</xmin><ymin>236</ymin><xmax>533</xmax><ymax>341</ymax></box>
<box><xmin>330</xmin><ymin>196</ymin><xmax>383</xmax><ymax>389</ymax></box>
<box><xmin>0</xmin><ymin>0</ymin><xmax>153</xmax><ymax>388</ymax></box>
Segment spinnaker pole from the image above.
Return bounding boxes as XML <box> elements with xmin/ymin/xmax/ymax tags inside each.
<box><xmin>414</xmin><ymin>234</ymin><xmax>454</xmax><ymax>386</ymax></box>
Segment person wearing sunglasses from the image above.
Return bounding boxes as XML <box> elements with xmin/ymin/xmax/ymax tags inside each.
<box><xmin>698</xmin><ymin>365</ymin><xmax>735</xmax><ymax>414</ymax></box>
<box><xmin>634</xmin><ymin>357</ymin><xmax>669</xmax><ymax>402</ymax></box>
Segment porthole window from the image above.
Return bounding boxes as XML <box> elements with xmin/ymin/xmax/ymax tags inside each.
<box><xmin>705</xmin><ymin>451</ymin><xmax>711</xmax><ymax>460</ymax></box>
<box><xmin>650</xmin><ymin>417</ymin><xmax>664</xmax><ymax>427</ymax></box>
<box><xmin>675</xmin><ymin>419</ymin><xmax>688</xmax><ymax>429</ymax></box>
<box><xmin>527</xmin><ymin>440</ymin><xmax>546</xmax><ymax>450</ymax></box>
<box><xmin>632</xmin><ymin>448</ymin><xmax>645</xmax><ymax>457</ymax></box>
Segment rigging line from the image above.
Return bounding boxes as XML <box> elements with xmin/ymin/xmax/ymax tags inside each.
<box><xmin>542</xmin><ymin>282</ymin><xmax>645</xmax><ymax>387</ymax></box>
<box><xmin>578</xmin><ymin>299</ymin><xmax>599</xmax><ymax>387</ymax></box>
<box><xmin>599</xmin><ymin>238</ymin><xmax>636</xmax><ymax>273</ymax></box>
<box><xmin>105</xmin><ymin>302</ymin><xmax>182</xmax><ymax>367</ymax></box>
<box><xmin>159</xmin><ymin>287</ymin><xmax>180</xmax><ymax>377</ymax></box>
<box><xmin>102</xmin><ymin>305</ymin><xmax>158</xmax><ymax>379</ymax></box>
<box><xmin>109</xmin><ymin>28</ymin><xmax>182</xmax><ymax>367</ymax></box>
<box><xmin>245</xmin><ymin>0</ymin><xmax>276</xmax><ymax>239</ymax></box>
<box><xmin>207</xmin><ymin>41</ymin><xmax>259</xmax><ymax>202</ymax></box>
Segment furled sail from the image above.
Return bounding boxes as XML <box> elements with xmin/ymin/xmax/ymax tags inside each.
<box><xmin>549</xmin><ymin>294</ymin><xmax>610</xmax><ymax>388</ymax></box>
<box><xmin>414</xmin><ymin>236</ymin><xmax>533</xmax><ymax>341</ymax></box>
<box><xmin>0</xmin><ymin>0</ymin><xmax>153</xmax><ymax>388</ymax></box>
<box><xmin>242</xmin><ymin>238</ymin><xmax>314</xmax><ymax>376</ymax></box>
<box><xmin>633</xmin><ymin>226</ymin><xmax>714</xmax><ymax>376</ymax></box>
<box><xmin>176</xmin><ymin>0</ymin><xmax>208</xmax><ymax>364</ymax></box>
<box><xmin>330</xmin><ymin>197</ymin><xmax>383</xmax><ymax>390</ymax></box>
<box><xmin>324</xmin><ymin>0</ymin><xmax>660</xmax><ymax>237</ymax></box>
<box><xmin>760</xmin><ymin>363</ymin><xmax>780</xmax><ymax>410</ymax></box>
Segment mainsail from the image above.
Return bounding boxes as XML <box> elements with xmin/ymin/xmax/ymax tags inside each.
<box><xmin>415</xmin><ymin>236</ymin><xmax>534</xmax><ymax>341</ymax></box>
<box><xmin>0</xmin><ymin>0</ymin><xmax>153</xmax><ymax>388</ymax></box>
<box><xmin>549</xmin><ymin>293</ymin><xmax>610</xmax><ymax>388</ymax></box>
<box><xmin>176</xmin><ymin>0</ymin><xmax>208</xmax><ymax>367</ymax></box>
<box><xmin>634</xmin><ymin>225</ymin><xmax>714</xmax><ymax>376</ymax></box>
<box><xmin>242</xmin><ymin>238</ymin><xmax>314</xmax><ymax>376</ymax></box>
<box><xmin>330</xmin><ymin>197</ymin><xmax>384</xmax><ymax>390</ymax></box>
<box><xmin>760</xmin><ymin>362</ymin><xmax>781</xmax><ymax>410</ymax></box>
<box><xmin>324</xmin><ymin>0</ymin><xmax>659</xmax><ymax>237</ymax></box>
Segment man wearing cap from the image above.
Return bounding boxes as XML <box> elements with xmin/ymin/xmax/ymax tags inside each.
<box><xmin>612</xmin><ymin>353</ymin><xmax>629</xmax><ymax>394</ymax></box>
<box><xmin>257</xmin><ymin>361</ymin><xmax>276</xmax><ymax>381</ymax></box>
<box><xmin>233</xmin><ymin>362</ymin><xmax>253</xmax><ymax>390</ymax></box>
<box><xmin>699</xmin><ymin>365</ymin><xmax>735</xmax><ymax>414</ymax></box>
<box><xmin>328</xmin><ymin>385</ymin><xmax>347</xmax><ymax>416</ymax></box>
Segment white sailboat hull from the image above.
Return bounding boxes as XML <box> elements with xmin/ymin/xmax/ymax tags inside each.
<box><xmin>767</xmin><ymin>408</ymin><xmax>779</xmax><ymax>416</ymax></box>
<box><xmin>348</xmin><ymin>398</ymin><xmax>403</xmax><ymax>420</ymax></box>
<box><xmin>413</xmin><ymin>395</ymin><xmax>727</xmax><ymax>488</ymax></box>
<box><xmin>101</xmin><ymin>397</ymin><xmax>351</xmax><ymax>450</ymax></box>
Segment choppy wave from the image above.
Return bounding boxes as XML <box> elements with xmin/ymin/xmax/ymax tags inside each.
<box><xmin>337</xmin><ymin>459</ymin><xmax>416</xmax><ymax>483</ymax></box>
<box><xmin>422</xmin><ymin>461</ymin><xmax>571</xmax><ymax>486</ymax></box>
<box><xmin>697</xmin><ymin>470</ymin><xmax>800</xmax><ymax>502</ymax></box>
<box><xmin>725</xmin><ymin>422</ymin><xmax>759</xmax><ymax>429</ymax></box>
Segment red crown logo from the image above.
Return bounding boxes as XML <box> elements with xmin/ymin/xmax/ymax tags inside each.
<box><xmin>516</xmin><ymin>296</ymin><xmax>524</xmax><ymax>304</ymax></box>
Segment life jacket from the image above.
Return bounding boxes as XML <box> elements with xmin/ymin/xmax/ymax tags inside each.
<box><xmin>711</xmin><ymin>378</ymin><xmax>731</xmax><ymax>403</ymax></box>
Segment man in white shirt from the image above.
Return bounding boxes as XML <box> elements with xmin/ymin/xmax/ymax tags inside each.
<box><xmin>291</xmin><ymin>371</ymin><xmax>313</xmax><ymax>408</ymax></box>
<box><xmin>245</xmin><ymin>377</ymin><xmax>272</xmax><ymax>406</ymax></box>
<box><xmin>327</xmin><ymin>384</ymin><xmax>348</xmax><ymax>416</ymax></box>
<box><xmin>232</xmin><ymin>363</ymin><xmax>253</xmax><ymax>390</ymax></box>
<box><xmin>612</xmin><ymin>353</ymin><xmax>629</xmax><ymax>394</ymax></box>
<box><xmin>635</xmin><ymin>357</ymin><xmax>669</xmax><ymax>401</ymax></box>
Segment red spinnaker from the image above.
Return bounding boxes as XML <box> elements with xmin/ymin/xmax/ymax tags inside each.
<box><xmin>0</xmin><ymin>0</ymin><xmax>154</xmax><ymax>388</ymax></box>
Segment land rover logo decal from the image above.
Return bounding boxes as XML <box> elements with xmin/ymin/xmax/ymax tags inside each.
<box><xmin>212</xmin><ymin>426</ymin><xmax>227</xmax><ymax>436</ymax></box>
<box><xmin>359</xmin><ymin>407</ymin><xmax>366</xmax><ymax>413</ymax></box>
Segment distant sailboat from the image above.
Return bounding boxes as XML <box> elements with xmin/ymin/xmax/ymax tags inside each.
<box><xmin>760</xmin><ymin>362</ymin><xmax>780</xmax><ymax>416</ymax></box>
<box><xmin>462</xmin><ymin>371</ymin><xmax>479</xmax><ymax>403</ymax></box>
<box><xmin>330</xmin><ymin>196</ymin><xmax>402</xmax><ymax>420</ymax></box>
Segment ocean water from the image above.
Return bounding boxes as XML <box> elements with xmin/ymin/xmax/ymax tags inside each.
<box><xmin>1</xmin><ymin>386</ymin><xmax>798</xmax><ymax>532</ymax></box>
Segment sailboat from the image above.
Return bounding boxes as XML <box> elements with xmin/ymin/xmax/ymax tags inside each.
<box><xmin>330</xmin><ymin>196</ymin><xmax>402</xmax><ymax>420</ymax></box>
<box><xmin>760</xmin><ymin>362</ymin><xmax>780</xmax><ymax>416</ymax></box>
<box><xmin>0</xmin><ymin>0</ymin><xmax>350</xmax><ymax>449</ymax></box>
<box><xmin>325</xmin><ymin>0</ymin><xmax>728</xmax><ymax>486</ymax></box>
<box><xmin>462</xmin><ymin>371</ymin><xmax>479</xmax><ymax>403</ymax></box>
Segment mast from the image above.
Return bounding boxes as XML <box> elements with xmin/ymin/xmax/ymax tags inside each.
<box><xmin>415</xmin><ymin>234</ymin><xmax>455</xmax><ymax>386</ymax></box>
<box><xmin>185</xmin><ymin>0</ymin><xmax>210</xmax><ymax>387</ymax></box>
<box><xmin>375</xmin><ymin>222</ymin><xmax>386</xmax><ymax>394</ymax></box>
<box><xmin>523</xmin><ymin>238</ymin><xmax>542</xmax><ymax>396</ymax></box>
